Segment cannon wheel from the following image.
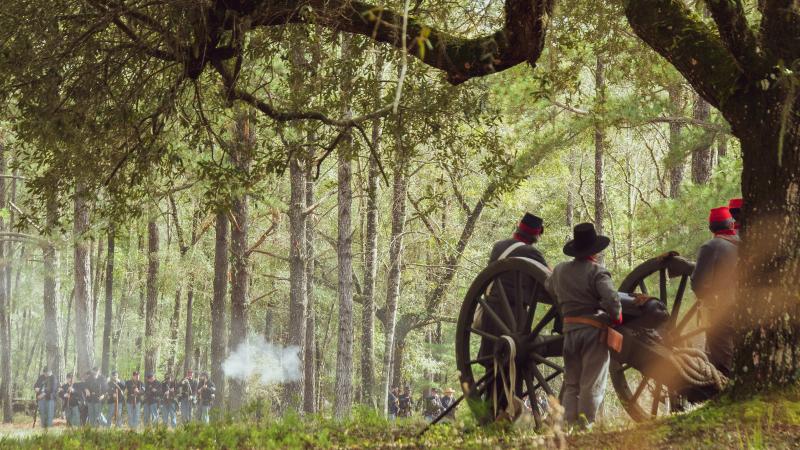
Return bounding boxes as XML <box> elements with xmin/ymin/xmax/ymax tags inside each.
<box><xmin>455</xmin><ymin>257</ymin><xmax>563</xmax><ymax>428</ymax></box>
<box><xmin>609</xmin><ymin>253</ymin><xmax>697</xmax><ymax>422</ymax></box>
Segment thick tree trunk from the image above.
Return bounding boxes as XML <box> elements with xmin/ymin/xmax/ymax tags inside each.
<box><xmin>691</xmin><ymin>94</ymin><xmax>714</xmax><ymax>184</ymax></box>
<box><xmin>381</xmin><ymin>135</ymin><xmax>408</xmax><ymax>413</ymax></box>
<box><xmin>143</xmin><ymin>220</ymin><xmax>160</xmax><ymax>375</ymax></box>
<box><xmin>391</xmin><ymin>328</ymin><xmax>409</xmax><ymax>388</ymax></box>
<box><xmin>0</xmin><ymin>146</ymin><xmax>10</xmax><ymax>423</ymax></box>
<box><xmin>303</xmin><ymin>151</ymin><xmax>317</xmax><ymax>414</ymax></box>
<box><xmin>667</xmin><ymin>85</ymin><xmax>685</xmax><ymax>198</ymax></box>
<box><xmin>284</xmin><ymin>154</ymin><xmax>307</xmax><ymax>411</ymax></box>
<box><xmin>229</xmin><ymin>114</ymin><xmax>252</xmax><ymax>411</ymax></box>
<box><xmin>732</xmin><ymin>89</ymin><xmax>800</xmax><ymax>393</ymax></box>
<box><xmin>594</xmin><ymin>55</ymin><xmax>606</xmax><ymax>258</ymax></box>
<box><xmin>211</xmin><ymin>211</ymin><xmax>229</xmax><ymax>406</ymax></box>
<box><xmin>43</xmin><ymin>197</ymin><xmax>62</xmax><ymax>384</ymax></box>
<box><xmin>100</xmin><ymin>227</ymin><xmax>114</xmax><ymax>375</ymax></box>
<box><xmin>73</xmin><ymin>184</ymin><xmax>95</xmax><ymax>376</ymax></box>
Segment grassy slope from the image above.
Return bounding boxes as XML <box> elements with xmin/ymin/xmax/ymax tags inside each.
<box><xmin>4</xmin><ymin>390</ymin><xmax>800</xmax><ymax>449</ymax></box>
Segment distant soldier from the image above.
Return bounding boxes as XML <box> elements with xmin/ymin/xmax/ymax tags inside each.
<box><xmin>160</xmin><ymin>374</ymin><xmax>178</xmax><ymax>429</ymax></box>
<box><xmin>106</xmin><ymin>371</ymin><xmax>126</xmax><ymax>427</ymax></box>
<box><xmin>142</xmin><ymin>372</ymin><xmax>161</xmax><ymax>427</ymax></box>
<box><xmin>86</xmin><ymin>367</ymin><xmax>108</xmax><ymax>427</ymax></box>
<box><xmin>178</xmin><ymin>370</ymin><xmax>198</xmax><ymax>424</ymax></box>
<box><xmin>33</xmin><ymin>367</ymin><xmax>57</xmax><ymax>428</ymax></box>
<box><xmin>398</xmin><ymin>387</ymin><xmax>412</xmax><ymax>418</ymax></box>
<box><xmin>196</xmin><ymin>372</ymin><xmax>216</xmax><ymax>424</ymax></box>
<box><xmin>422</xmin><ymin>387</ymin><xmax>443</xmax><ymax>422</ymax></box>
<box><xmin>58</xmin><ymin>372</ymin><xmax>82</xmax><ymax>427</ymax></box>
<box><xmin>387</xmin><ymin>387</ymin><xmax>399</xmax><ymax>420</ymax></box>
<box><xmin>125</xmin><ymin>371</ymin><xmax>144</xmax><ymax>429</ymax></box>
<box><xmin>728</xmin><ymin>198</ymin><xmax>743</xmax><ymax>234</ymax></box>
<box><xmin>691</xmin><ymin>206</ymin><xmax>740</xmax><ymax>376</ymax></box>
<box><xmin>440</xmin><ymin>388</ymin><xmax>456</xmax><ymax>419</ymax></box>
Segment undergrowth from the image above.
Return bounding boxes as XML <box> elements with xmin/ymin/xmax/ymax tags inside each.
<box><xmin>4</xmin><ymin>390</ymin><xmax>800</xmax><ymax>449</ymax></box>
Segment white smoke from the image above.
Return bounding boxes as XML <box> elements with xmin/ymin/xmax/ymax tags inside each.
<box><xmin>222</xmin><ymin>335</ymin><xmax>301</xmax><ymax>384</ymax></box>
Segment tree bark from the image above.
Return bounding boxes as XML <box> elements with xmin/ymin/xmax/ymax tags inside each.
<box><xmin>211</xmin><ymin>210</ymin><xmax>229</xmax><ymax>407</ymax></box>
<box><xmin>334</xmin><ymin>33</ymin><xmax>356</xmax><ymax>419</ymax></box>
<box><xmin>143</xmin><ymin>220</ymin><xmax>160</xmax><ymax>375</ymax></box>
<box><xmin>183</xmin><ymin>286</ymin><xmax>195</xmax><ymax>376</ymax></box>
<box><xmin>228</xmin><ymin>114</ymin><xmax>253</xmax><ymax>411</ymax></box>
<box><xmin>100</xmin><ymin>227</ymin><xmax>114</xmax><ymax>375</ymax></box>
<box><xmin>362</xmin><ymin>51</ymin><xmax>383</xmax><ymax>409</ymax></box>
<box><xmin>667</xmin><ymin>84</ymin><xmax>685</xmax><ymax>198</ymax></box>
<box><xmin>284</xmin><ymin>154</ymin><xmax>307</xmax><ymax>411</ymax></box>
<box><xmin>303</xmin><ymin>150</ymin><xmax>317</xmax><ymax>414</ymax></box>
<box><xmin>43</xmin><ymin>197</ymin><xmax>62</xmax><ymax>385</ymax></box>
<box><xmin>73</xmin><ymin>184</ymin><xmax>95</xmax><ymax>376</ymax></box>
<box><xmin>732</xmin><ymin>92</ymin><xmax>800</xmax><ymax>394</ymax></box>
<box><xmin>594</xmin><ymin>55</ymin><xmax>606</xmax><ymax>263</ymax></box>
<box><xmin>167</xmin><ymin>288</ymin><xmax>181</xmax><ymax>377</ymax></box>
<box><xmin>0</xmin><ymin>145</ymin><xmax>10</xmax><ymax>423</ymax></box>
<box><xmin>690</xmin><ymin>94</ymin><xmax>714</xmax><ymax>184</ymax></box>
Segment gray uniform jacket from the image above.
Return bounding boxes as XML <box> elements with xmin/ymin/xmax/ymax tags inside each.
<box><xmin>545</xmin><ymin>259</ymin><xmax>621</xmax><ymax>332</ymax></box>
<box><xmin>691</xmin><ymin>235</ymin><xmax>739</xmax><ymax>303</ymax></box>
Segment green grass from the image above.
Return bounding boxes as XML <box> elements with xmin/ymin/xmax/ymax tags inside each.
<box><xmin>4</xmin><ymin>390</ymin><xmax>800</xmax><ymax>449</ymax></box>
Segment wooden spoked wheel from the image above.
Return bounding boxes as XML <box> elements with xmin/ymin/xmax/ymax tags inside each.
<box><xmin>455</xmin><ymin>257</ymin><xmax>564</xmax><ymax>428</ymax></box>
<box><xmin>609</xmin><ymin>253</ymin><xmax>697</xmax><ymax>421</ymax></box>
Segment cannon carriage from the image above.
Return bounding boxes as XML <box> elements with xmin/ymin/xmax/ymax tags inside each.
<box><xmin>453</xmin><ymin>252</ymin><xmax>720</xmax><ymax>427</ymax></box>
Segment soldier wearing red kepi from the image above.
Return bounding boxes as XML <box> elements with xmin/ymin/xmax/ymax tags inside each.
<box><xmin>691</xmin><ymin>206</ymin><xmax>740</xmax><ymax>376</ymax></box>
<box><xmin>728</xmin><ymin>198</ymin><xmax>743</xmax><ymax>234</ymax></box>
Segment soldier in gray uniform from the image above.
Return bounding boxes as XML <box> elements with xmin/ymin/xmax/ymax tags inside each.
<box><xmin>691</xmin><ymin>206</ymin><xmax>740</xmax><ymax>376</ymax></box>
<box><xmin>546</xmin><ymin>223</ymin><xmax>621</xmax><ymax>428</ymax></box>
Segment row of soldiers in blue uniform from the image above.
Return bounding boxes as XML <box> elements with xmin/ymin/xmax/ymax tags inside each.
<box><xmin>33</xmin><ymin>366</ymin><xmax>216</xmax><ymax>429</ymax></box>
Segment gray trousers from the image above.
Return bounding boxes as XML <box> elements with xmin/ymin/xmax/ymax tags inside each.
<box><xmin>563</xmin><ymin>327</ymin><xmax>609</xmax><ymax>426</ymax></box>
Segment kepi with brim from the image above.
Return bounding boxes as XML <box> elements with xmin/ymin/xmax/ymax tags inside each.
<box><xmin>563</xmin><ymin>223</ymin><xmax>610</xmax><ymax>258</ymax></box>
<box><xmin>443</xmin><ymin>388</ymin><xmax>455</xmax><ymax>395</ymax></box>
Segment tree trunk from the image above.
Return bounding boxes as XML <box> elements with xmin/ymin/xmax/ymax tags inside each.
<box><xmin>73</xmin><ymin>184</ymin><xmax>95</xmax><ymax>376</ymax></box>
<box><xmin>391</xmin><ymin>327</ymin><xmax>409</xmax><ymax>388</ymax></box>
<box><xmin>183</xmin><ymin>286</ymin><xmax>194</xmax><ymax>376</ymax></box>
<box><xmin>690</xmin><ymin>94</ymin><xmax>714</xmax><ymax>184</ymax></box>
<box><xmin>667</xmin><ymin>85</ymin><xmax>685</xmax><ymax>198</ymax></box>
<box><xmin>228</xmin><ymin>114</ymin><xmax>253</xmax><ymax>411</ymax></box>
<box><xmin>211</xmin><ymin>211</ymin><xmax>229</xmax><ymax>407</ymax></box>
<box><xmin>143</xmin><ymin>220</ymin><xmax>160</xmax><ymax>375</ymax></box>
<box><xmin>594</xmin><ymin>55</ymin><xmax>606</xmax><ymax>264</ymax></box>
<box><xmin>732</xmin><ymin>89</ymin><xmax>800</xmax><ymax>394</ymax></box>
<box><xmin>0</xmin><ymin>145</ymin><xmax>10</xmax><ymax>423</ymax></box>
<box><xmin>284</xmin><ymin>154</ymin><xmax>307</xmax><ymax>411</ymax></box>
<box><xmin>333</xmin><ymin>34</ymin><xmax>356</xmax><ymax>419</ymax></box>
<box><xmin>361</xmin><ymin>52</ymin><xmax>383</xmax><ymax>409</ymax></box>
<box><xmin>91</xmin><ymin>236</ymin><xmax>103</xmax><ymax>343</ymax></box>
<box><xmin>100</xmin><ymin>227</ymin><xmax>114</xmax><ymax>375</ymax></box>
<box><xmin>43</xmin><ymin>197</ymin><xmax>62</xmax><ymax>385</ymax></box>
<box><xmin>303</xmin><ymin>150</ymin><xmax>317</xmax><ymax>414</ymax></box>
<box><xmin>381</xmin><ymin>128</ymin><xmax>408</xmax><ymax>413</ymax></box>
<box><xmin>718</xmin><ymin>134</ymin><xmax>728</xmax><ymax>159</ymax></box>
<box><xmin>167</xmin><ymin>288</ymin><xmax>181</xmax><ymax>377</ymax></box>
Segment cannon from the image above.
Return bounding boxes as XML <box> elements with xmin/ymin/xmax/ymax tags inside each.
<box><xmin>450</xmin><ymin>252</ymin><xmax>719</xmax><ymax>427</ymax></box>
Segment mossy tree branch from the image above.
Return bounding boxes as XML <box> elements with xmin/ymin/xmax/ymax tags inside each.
<box><xmin>623</xmin><ymin>0</ymin><xmax>743</xmax><ymax>111</ymax></box>
<box><xmin>703</xmin><ymin>0</ymin><xmax>767</xmax><ymax>77</ymax></box>
<box><xmin>759</xmin><ymin>0</ymin><xmax>800</xmax><ymax>64</ymax></box>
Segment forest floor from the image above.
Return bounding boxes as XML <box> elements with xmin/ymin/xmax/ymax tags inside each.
<box><xmin>1</xmin><ymin>388</ymin><xmax>799</xmax><ymax>449</ymax></box>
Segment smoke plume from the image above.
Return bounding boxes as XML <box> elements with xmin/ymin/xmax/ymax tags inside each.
<box><xmin>222</xmin><ymin>335</ymin><xmax>301</xmax><ymax>384</ymax></box>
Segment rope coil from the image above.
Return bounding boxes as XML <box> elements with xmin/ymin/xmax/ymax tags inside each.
<box><xmin>670</xmin><ymin>347</ymin><xmax>728</xmax><ymax>391</ymax></box>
